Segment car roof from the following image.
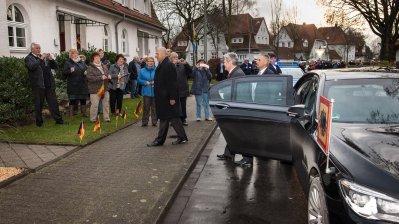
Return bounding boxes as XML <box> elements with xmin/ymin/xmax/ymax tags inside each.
<box><xmin>313</xmin><ymin>69</ymin><xmax>399</xmax><ymax>81</ymax></box>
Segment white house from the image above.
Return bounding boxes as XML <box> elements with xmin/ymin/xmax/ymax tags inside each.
<box><xmin>318</xmin><ymin>27</ymin><xmax>356</xmax><ymax>62</ymax></box>
<box><xmin>172</xmin><ymin>13</ymin><xmax>273</xmax><ymax>63</ymax></box>
<box><xmin>1</xmin><ymin>0</ymin><xmax>165</xmax><ymax>60</ymax></box>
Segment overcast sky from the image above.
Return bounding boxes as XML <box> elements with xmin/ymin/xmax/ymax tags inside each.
<box><xmin>254</xmin><ymin>0</ymin><xmax>377</xmax><ymax>44</ymax></box>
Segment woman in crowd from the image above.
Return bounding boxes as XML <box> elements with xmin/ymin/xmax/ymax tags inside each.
<box><xmin>190</xmin><ymin>59</ymin><xmax>212</xmax><ymax>121</ymax></box>
<box><xmin>63</xmin><ymin>49</ymin><xmax>89</xmax><ymax>117</ymax></box>
<box><xmin>137</xmin><ymin>56</ymin><xmax>157</xmax><ymax>127</ymax></box>
<box><xmin>86</xmin><ymin>52</ymin><xmax>111</xmax><ymax>122</ymax></box>
<box><xmin>108</xmin><ymin>54</ymin><xmax>129</xmax><ymax>116</ymax></box>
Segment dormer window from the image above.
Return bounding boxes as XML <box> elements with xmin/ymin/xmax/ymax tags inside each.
<box><xmin>178</xmin><ymin>41</ymin><xmax>187</xmax><ymax>47</ymax></box>
<box><xmin>303</xmin><ymin>40</ymin><xmax>308</xmax><ymax>47</ymax></box>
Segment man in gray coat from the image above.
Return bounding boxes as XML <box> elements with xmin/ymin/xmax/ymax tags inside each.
<box><xmin>215</xmin><ymin>52</ymin><xmax>253</xmax><ymax>167</ymax></box>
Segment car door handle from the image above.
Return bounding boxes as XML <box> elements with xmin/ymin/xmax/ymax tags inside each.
<box><xmin>215</xmin><ymin>103</ymin><xmax>230</xmax><ymax>110</ymax></box>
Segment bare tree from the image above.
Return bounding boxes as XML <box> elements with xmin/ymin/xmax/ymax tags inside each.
<box><xmin>318</xmin><ymin>0</ymin><xmax>399</xmax><ymax>61</ymax></box>
<box><xmin>153</xmin><ymin>5</ymin><xmax>181</xmax><ymax>48</ymax></box>
<box><xmin>268</xmin><ymin>0</ymin><xmax>298</xmax><ymax>58</ymax></box>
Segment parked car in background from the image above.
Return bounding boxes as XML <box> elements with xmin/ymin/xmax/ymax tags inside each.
<box><xmin>209</xmin><ymin>70</ymin><xmax>399</xmax><ymax>224</ymax></box>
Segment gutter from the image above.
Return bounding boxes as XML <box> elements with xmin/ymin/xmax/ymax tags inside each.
<box><xmin>115</xmin><ymin>14</ymin><xmax>126</xmax><ymax>53</ymax></box>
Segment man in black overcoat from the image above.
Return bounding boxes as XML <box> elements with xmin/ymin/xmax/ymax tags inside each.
<box><xmin>147</xmin><ymin>47</ymin><xmax>188</xmax><ymax>147</ymax></box>
<box><xmin>25</xmin><ymin>42</ymin><xmax>64</xmax><ymax>127</ymax></box>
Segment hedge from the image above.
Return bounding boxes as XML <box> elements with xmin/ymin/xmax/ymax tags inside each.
<box><xmin>0</xmin><ymin>49</ymin><xmax>117</xmax><ymax>125</ymax></box>
<box><xmin>0</xmin><ymin>56</ymin><xmax>34</xmax><ymax>124</ymax></box>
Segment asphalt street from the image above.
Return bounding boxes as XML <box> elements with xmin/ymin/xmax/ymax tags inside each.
<box><xmin>162</xmin><ymin>129</ymin><xmax>307</xmax><ymax>224</ymax></box>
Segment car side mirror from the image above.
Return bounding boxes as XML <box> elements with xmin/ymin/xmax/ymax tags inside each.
<box><xmin>287</xmin><ymin>104</ymin><xmax>306</xmax><ymax>118</ymax></box>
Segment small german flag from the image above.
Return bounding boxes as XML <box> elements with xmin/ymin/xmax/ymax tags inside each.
<box><xmin>97</xmin><ymin>81</ymin><xmax>105</xmax><ymax>98</ymax></box>
<box><xmin>77</xmin><ymin>120</ymin><xmax>85</xmax><ymax>142</ymax></box>
<box><xmin>122</xmin><ymin>107</ymin><xmax>127</xmax><ymax>125</ymax></box>
<box><xmin>93</xmin><ymin>115</ymin><xmax>101</xmax><ymax>133</ymax></box>
<box><xmin>134</xmin><ymin>101</ymin><xmax>143</xmax><ymax>118</ymax></box>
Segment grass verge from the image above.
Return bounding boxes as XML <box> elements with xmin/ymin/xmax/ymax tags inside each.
<box><xmin>0</xmin><ymin>98</ymin><xmax>142</xmax><ymax>145</ymax></box>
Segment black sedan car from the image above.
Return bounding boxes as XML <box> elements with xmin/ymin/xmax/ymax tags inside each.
<box><xmin>208</xmin><ymin>71</ymin><xmax>399</xmax><ymax>223</ymax></box>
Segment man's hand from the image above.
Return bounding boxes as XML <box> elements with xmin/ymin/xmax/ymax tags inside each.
<box><xmin>102</xmin><ymin>75</ymin><xmax>107</xmax><ymax>80</ymax></box>
<box><xmin>169</xmin><ymin>100</ymin><xmax>176</xmax><ymax>105</ymax></box>
<box><xmin>70</xmin><ymin>67</ymin><xmax>75</xmax><ymax>73</ymax></box>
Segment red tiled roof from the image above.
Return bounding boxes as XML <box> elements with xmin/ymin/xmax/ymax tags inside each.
<box><xmin>283</xmin><ymin>23</ymin><xmax>323</xmax><ymax>54</ymax></box>
<box><xmin>318</xmin><ymin>27</ymin><xmax>347</xmax><ymax>45</ymax></box>
<box><xmin>86</xmin><ymin>0</ymin><xmax>166</xmax><ymax>31</ymax></box>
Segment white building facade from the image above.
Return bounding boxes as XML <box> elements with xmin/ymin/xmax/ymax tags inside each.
<box><xmin>2</xmin><ymin>0</ymin><xmax>165</xmax><ymax>60</ymax></box>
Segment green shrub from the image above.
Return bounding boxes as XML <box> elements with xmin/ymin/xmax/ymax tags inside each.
<box><xmin>0</xmin><ymin>57</ymin><xmax>33</xmax><ymax>124</ymax></box>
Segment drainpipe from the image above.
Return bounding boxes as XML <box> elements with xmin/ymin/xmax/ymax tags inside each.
<box><xmin>115</xmin><ymin>14</ymin><xmax>126</xmax><ymax>53</ymax></box>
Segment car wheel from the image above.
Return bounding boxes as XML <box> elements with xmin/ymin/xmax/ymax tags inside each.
<box><xmin>308</xmin><ymin>176</ymin><xmax>329</xmax><ymax>224</ymax></box>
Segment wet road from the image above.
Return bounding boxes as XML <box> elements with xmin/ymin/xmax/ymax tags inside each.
<box><xmin>162</xmin><ymin>129</ymin><xmax>307</xmax><ymax>224</ymax></box>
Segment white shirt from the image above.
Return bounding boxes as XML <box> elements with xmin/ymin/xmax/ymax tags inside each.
<box><xmin>258</xmin><ymin>67</ymin><xmax>266</xmax><ymax>75</ymax></box>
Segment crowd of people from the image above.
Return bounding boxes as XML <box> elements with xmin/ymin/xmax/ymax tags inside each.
<box><xmin>24</xmin><ymin>42</ymin><xmax>283</xmax><ymax>161</ymax></box>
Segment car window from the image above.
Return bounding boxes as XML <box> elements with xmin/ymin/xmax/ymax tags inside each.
<box><xmin>209</xmin><ymin>80</ymin><xmax>232</xmax><ymax>101</ymax></box>
<box><xmin>325</xmin><ymin>78</ymin><xmax>399</xmax><ymax>124</ymax></box>
<box><xmin>235</xmin><ymin>79</ymin><xmax>287</xmax><ymax>106</ymax></box>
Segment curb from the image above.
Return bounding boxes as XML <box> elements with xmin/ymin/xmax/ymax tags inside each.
<box><xmin>152</xmin><ymin>123</ymin><xmax>218</xmax><ymax>224</ymax></box>
<box><xmin>0</xmin><ymin>119</ymin><xmax>140</xmax><ymax>189</ymax></box>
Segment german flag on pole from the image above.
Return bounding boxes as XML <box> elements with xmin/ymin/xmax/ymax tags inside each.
<box><xmin>77</xmin><ymin>120</ymin><xmax>85</xmax><ymax>143</ymax></box>
<box><xmin>97</xmin><ymin>81</ymin><xmax>105</xmax><ymax>98</ymax></box>
<box><xmin>93</xmin><ymin>115</ymin><xmax>101</xmax><ymax>133</ymax></box>
<box><xmin>122</xmin><ymin>107</ymin><xmax>127</xmax><ymax>125</ymax></box>
<box><xmin>134</xmin><ymin>101</ymin><xmax>143</xmax><ymax>118</ymax></box>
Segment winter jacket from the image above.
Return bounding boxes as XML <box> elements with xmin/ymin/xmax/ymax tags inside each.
<box><xmin>25</xmin><ymin>52</ymin><xmax>57</xmax><ymax>89</ymax></box>
<box><xmin>108</xmin><ymin>63</ymin><xmax>129</xmax><ymax>91</ymax></box>
<box><xmin>190</xmin><ymin>67</ymin><xmax>212</xmax><ymax>95</ymax></box>
<box><xmin>63</xmin><ymin>59</ymin><xmax>88</xmax><ymax>96</ymax></box>
<box><xmin>138</xmin><ymin>65</ymin><xmax>156</xmax><ymax>97</ymax></box>
<box><xmin>86</xmin><ymin>63</ymin><xmax>109</xmax><ymax>94</ymax></box>
<box><xmin>175</xmin><ymin>62</ymin><xmax>192</xmax><ymax>97</ymax></box>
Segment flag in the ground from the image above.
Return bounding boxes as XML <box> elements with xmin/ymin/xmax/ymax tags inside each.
<box><xmin>134</xmin><ymin>101</ymin><xmax>143</xmax><ymax>118</ymax></box>
<box><xmin>122</xmin><ymin>107</ymin><xmax>127</xmax><ymax>125</ymax></box>
<box><xmin>97</xmin><ymin>81</ymin><xmax>105</xmax><ymax>98</ymax></box>
<box><xmin>115</xmin><ymin>109</ymin><xmax>119</xmax><ymax>128</ymax></box>
<box><xmin>77</xmin><ymin>120</ymin><xmax>85</xmax><ymax>142</ymax></box>
<box><xmin>93</xmin><ymin>115</ymin><xmax>101</xmax><ymax>133</ymax></box>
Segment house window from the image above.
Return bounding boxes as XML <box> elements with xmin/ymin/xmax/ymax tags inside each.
<box><xmin>144</xmin><ymin>0</ymin><xmax>148</xmax><ymax>14</ymax></box>
<box><xmin>211</xmin><ymin>52</ymin><xmax>217</xmax><ymax>59</ymax></box>
<box><xmin>303</xmin><ymin>40</ymin><xmax>308</xmax><ymax>47</ymax></box>
<box><xmin>103</xmin><ymin>26</ymin><xmax>110</xmax><ymax>51</ymax></box>
<box><xmin>282</xmin><ymin>42</ymin><xmax>285</xmax><ymax>47</ymax></box>
<box><xmin>178</xmin><ymin>41</ymin><xmax>187</xmax><ymax>46</ymax></box>
<box><xmin>200</xmin><ymin>39</ymin><xmax>204</xmax><ymax>45</ymax></box>
<box><xmin>121</xmin><ymin>29</ymin><xmax>128</xmax><ymax>54</ymax></box>
<box><xmin>7</xmin><ymin>4</ymin><xmax>27</xmax><ymax>48</ymax></box>
<box><xmin>122</xmin><ymin>0</ymin><xmax>128</xmax><ymax>7</ymax></box>
<box><xmin>288</xmin><ymin>42</ymin><xmax>291</xmax><ymax>48</ymax></box>
<box><xmin>155</xmin><ymin>37</ymin><xmax>159</xmax><ymax>47</ymax></box>
<box><xmin>200</xmin><ymin>52</ymin><xmax>204</xmax><ymax>59</ymax></box>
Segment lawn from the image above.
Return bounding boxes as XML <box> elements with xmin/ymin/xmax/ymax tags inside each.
<box><xmin>0</xmin><ymin>98</ymin><xmax>142</xmax><ymax>145</ymax></box>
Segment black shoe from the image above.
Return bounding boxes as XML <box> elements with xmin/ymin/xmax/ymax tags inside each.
<box><xmin>182</xmin><ymin>121</ymin><xmax>188</xmax><ymax>126</ymax></box>
<box><xmin>147</xmin><ymin>141</ymin><xmax>163</xmax><ymax>147</ymax></box>
<box><xmin>216</xmin><ymin>154</ymin><xmax>234</xmax><ymax>161</ymax></box>
<box><xmin>36</xmin><ymin>122</ymin><xmax>43</xmax><ymax>127</ymax></box>
<box><xmin>142</xmin><ymin>123</ymin><xmax>148</xmax><ymax>127</ymax></box>
<box><xmin>234</xmin><ymin>159</ymin><xmax>253</xmax><ymax>167</ymax></box>
<box><xmin>172</xmin><ymin>138</ymin><xmax>188</xmax><ymax>145</ymax></box>
<box><xmin>152</xmin><ymin>123</ymin><xmax>157</xmax><ymax>127</ymax></box>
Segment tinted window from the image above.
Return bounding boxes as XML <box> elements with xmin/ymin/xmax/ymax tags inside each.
<box><xmin>209</xmin><ymin>80</ymin><xmax>232</xmax><ymax>101</ymax></box>
<box><xmin>325</xmin><ymin>78</ymin><xmax>399</xmax><ymax>124</ymax></box>
<box><xmin>235</xmin><ymin>79</ymin><xmax>287</xmax><ymax>105</ymax></box>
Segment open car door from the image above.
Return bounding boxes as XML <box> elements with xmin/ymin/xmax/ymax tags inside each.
<box><xmin>209</xmin><ymin>75</ymin><xmax>294</xmax><ymax>161</ymax></box>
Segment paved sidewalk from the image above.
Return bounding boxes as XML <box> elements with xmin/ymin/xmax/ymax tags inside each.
<box><xmin>0</xmin><ymin>96</ymin><xmax>216</xmax><ymax>224</ymax></box>
<box><xmin>0</xmin><ymin>143</ymin><xmax>76</xmax><ymax>169</ymax></box>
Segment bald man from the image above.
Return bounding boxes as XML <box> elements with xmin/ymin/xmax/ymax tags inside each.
<box><xmin>147</xmin><ymin>47</ymin><xmax>188</xmax><ymax>147</ymax></box>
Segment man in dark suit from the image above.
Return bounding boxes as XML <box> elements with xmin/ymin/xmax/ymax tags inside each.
<box><xmin>147</xmin><ymin>47</ymin><xmax>188</xmax><ymax>147</ymax></box>
<box><xmin>216</xmin><ymin>52</ymin><xmax>253</xmax><ymax>167</ymax></box>
<box><xmin>25</xmin><ymin>42</ymin><xmax>64</xmax><ymax>127</ymax></box>
<box><xmin>240</xmin><ymin>58</ymin><xmax>253</xmax><ymax>75</ymax></box>
<box><xmin>256</xmin><ymin>53</ymin><xmax>275</xmax><ymax>75</ymax></box>
<box><xmin>267</xmin><ymin>53</ymin><xmax>282</xmax><ymax>75</ymax></box>
<box><xmin>216</xmin><ymin>58</ymin><xmax>227</xmax><ymax>81</ymax></box>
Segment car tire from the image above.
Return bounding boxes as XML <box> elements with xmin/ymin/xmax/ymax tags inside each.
<box><xmin>308</xmin><ymin>176</ymin><xmax>329</xmax><ymax>224</ymax></box>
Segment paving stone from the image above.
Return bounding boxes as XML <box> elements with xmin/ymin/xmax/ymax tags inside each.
<box><xmin>0</xmin><ymin>97</ymin><xmax>216</xmax><ymax>224</ymax></box>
